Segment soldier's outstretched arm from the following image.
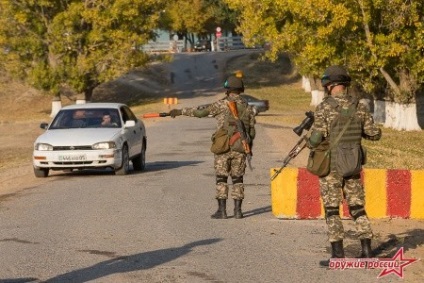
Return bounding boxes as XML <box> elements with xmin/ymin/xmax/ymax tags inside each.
<box><xmin>189</xmin><ymin>108</ymin><xmax>211</xmax><ymax>118</ymax></box>
<box><xmin>180</xmin><ymin>101</ymin><xmax>222</xmax><ymax>118</ymax></box>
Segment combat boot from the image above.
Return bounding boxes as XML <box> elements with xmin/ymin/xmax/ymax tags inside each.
<box><xmin>211</xmin><ymin>199</ymin><xmax>227</xmax><ymax>219</ymax></box>
<box><xmin>234</xmin><ymin>199</ymin><xmax>243</xmax><ymax>219</ymax></box>
<box><xmin>359</xmin><ymin>238</ymin><xmax>373</xmax><ymax>258</ymax></box>
<box><xmin>319</xmin><ymin>240</ymin><xmax>345</xmax><ymax>267</ymax></box>
<box><xmin>331</xmin><ymin>240</ymin><xmax>345</xmax><ymax>258</ymax></box>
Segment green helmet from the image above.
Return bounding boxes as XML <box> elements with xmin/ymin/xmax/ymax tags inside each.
<box><xmin>321</xmin><ymin>65</ymin><xmax>351</xmax><ymax>87</ymax></box>
<box><xmin>224</xmin><ymin>75</ymin><xmax>244</xmax><ymax>92</ymax></box>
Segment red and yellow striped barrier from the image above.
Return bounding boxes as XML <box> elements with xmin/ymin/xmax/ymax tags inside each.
<box><xmin>270</xmin><ymin>168</ymin><xmax>424</xmax><ymax>219</ymax></box>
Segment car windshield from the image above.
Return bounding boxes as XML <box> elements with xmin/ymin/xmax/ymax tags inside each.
<box><xmin>49</xmin><ymin>108</ymin><xmax>122</xmax><ymax>129</ymax></box>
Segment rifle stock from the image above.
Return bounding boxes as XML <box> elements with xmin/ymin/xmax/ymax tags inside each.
<box><xmin>228</xmin><ymin>101</ymin><xmax>252</xmax><ymax>170</ymax></box>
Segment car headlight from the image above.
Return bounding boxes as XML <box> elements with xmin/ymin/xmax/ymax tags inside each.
<box><xmin>35</xmin><ymin>143</ymin><xmax>53</xmax><ymax>151</ymax></box>
<box><xmin>92</xmin><ymin>141</ymin><xmax>116</xmax><ymax>149</ymax></box>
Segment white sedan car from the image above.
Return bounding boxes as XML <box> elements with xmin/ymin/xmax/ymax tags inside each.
<box><xmin>33</xmin><ymin>103</ymin><xmax>147</xmax><ymax>177</ymax></box>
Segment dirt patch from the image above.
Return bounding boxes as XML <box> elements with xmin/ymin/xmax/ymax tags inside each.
<box><xmin>92</xmin><ymin>63</ymin><xmax>171</xmax><ymax>106</ymax></box>
<box><xmin>225</xmin><ymin>52</ymin><xmax>300</xmax><ymax>88</ymax></box>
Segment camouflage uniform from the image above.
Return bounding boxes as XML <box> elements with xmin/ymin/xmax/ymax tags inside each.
<box><xmin>311</xmin><ymin>90</ymin><xmax>381</xmax><ymax>243</ymax></box>
<box><xmin>182</xmin><ymin>93</ymin><xmax>256</xmax><ymax>200</ymax></box>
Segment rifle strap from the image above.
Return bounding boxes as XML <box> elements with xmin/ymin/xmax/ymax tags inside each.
<box><xmin>226</xmin><ymin>100</ymin><xmax>247</xmax><ymax>120</ymax></box>
<box><xmin>225</xmin><ymin>101</ymin><xmax>246</xmax><ymax>137</ymax></box>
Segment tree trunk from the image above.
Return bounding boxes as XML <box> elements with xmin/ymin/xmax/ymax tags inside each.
<box><xmin>302</xmin><ymin>76</ymin><xmax>311</xmax><ymax>92</ymax></box>
<box><xmin>84</xmin><ymin>86</ymin><xmax>95</xmax><ymax>102</ymax></box>
<box><xmin>309</xmin><ymin>76</ymin><xmax>324</xmax><ymax>106</ymax></box>
<box><xmin>397</xmin><ymin>68</ymin><xmax>416</xmax><ymax>103</ymax></box>
<box><xmin>357</xmin><ymin>0</ymin><xmax>402</xmax><ymax>98</ymax></box>
<box><xmin>50</xmin><ymin>95</ymin><xmax>62</xmax><ymax>117</ymax></box>
<box><xmin>379</xmin><ymin>101</ymin><xmax>421</xmax><ymax>131</ymax></box>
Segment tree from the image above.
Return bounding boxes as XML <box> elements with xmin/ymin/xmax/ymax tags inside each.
<box><xmin>0</xmin><ymin>0</ymin><xmax>166</xmax><ymax>100</ymax></box>
<box><xmin>161</xmin><ymin>0</ymin><xmax>237</xmax><ymax>48</ymax></box>
<box><xmin>354</xmin><ymin>0</ymin><xmax>424</xmax><ymax>103</ymax></box>
<box><xmin>226</xmin><ymin>0</ymin><xmax>424</xmax><ymax>130</ymax></box>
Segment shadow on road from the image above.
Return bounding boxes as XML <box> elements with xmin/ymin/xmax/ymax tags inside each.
<box><xmin>241</xmin><ymin>205</ymin><xmax>272</xmax><ymax>219</ymax></box>
<box><xmin>144</xmin><ymin>160</ymin><xmax>204</xmax><ymax>173</ymax></box>
<box><xmin>46</xmin><ymin>161</ymin><xmax>203</xmax><ymax>178</ymax></box>
<box><xmin>373</xmin><ymin>228</ymin><xmax>424</xmax><ymax>257</ymax></box>
<box><xmin>40</xmin><ymin>238</ymin><xmax>222</xmax><ymax>283</ymax></box>
<box><xmin>0</xmin><ymin>278</ymin><xmax>39</xmax><ymax>283</ymax></box>
<box><xmin>343</xmin><ymin>228</ymin><xmax>424</xmax><ymax>258</ymax></box>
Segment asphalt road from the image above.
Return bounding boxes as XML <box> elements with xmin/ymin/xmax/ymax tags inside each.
<box><xmin>0</xmin><ymin>51</ymin><xmax>410</xmax><ymax>282</ymax></box>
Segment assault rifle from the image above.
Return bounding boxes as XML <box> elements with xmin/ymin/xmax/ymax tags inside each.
<box><xmin>227</xmin><ymin>101</ymin><xmax>253</xmax><ymax>170</ymax></box>
<box><xmin>270</xmin><ymin>111</ymin><xmax>314</xmax><ymax>181</ymax></box>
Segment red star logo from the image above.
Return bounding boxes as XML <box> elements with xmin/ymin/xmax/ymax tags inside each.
<box><xmin>378</xmin><ymin>247</ymin><xmax>419</xmax><ymax>279</ymax></box>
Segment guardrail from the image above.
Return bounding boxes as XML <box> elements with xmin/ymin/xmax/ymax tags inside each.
<box><xmin>141</xmin><ymin>36</ymin><xmax>257</xmax><ymax>53</ymax></box>
<box><xmin>216</xmin><ymin>36</ymin><xmax>246</xmax><ymax>51</ymax></box>
<box><xmin>141</xmin><ymin>40</ymin><xmax>185</xmax><ymax>53</ymax></box>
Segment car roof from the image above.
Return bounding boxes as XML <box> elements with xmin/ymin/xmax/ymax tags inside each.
<box><xmin>60</xmin><ymin>103</ymin><xmax>127</xmax><ymax>110</ymax></box>
<box><xmin>241</xmin><ymin>94</ymin><xmax>258</xmax><ymax>99</ymax></box>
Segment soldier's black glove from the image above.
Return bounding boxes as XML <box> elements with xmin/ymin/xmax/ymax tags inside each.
<box><xmin>169</xmin><ymin>109</ymin><xmax>182</xmax><ymax>118</ymax></box>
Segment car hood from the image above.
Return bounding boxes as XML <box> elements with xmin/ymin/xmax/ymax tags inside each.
<box><xmin>34</xmin><ymin>128</ymin><xmax>122</xmax><ymax>146</ymax></box>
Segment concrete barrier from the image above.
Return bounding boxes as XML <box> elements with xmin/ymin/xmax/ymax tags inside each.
<box><xmin>270</xmin><ymin>167</ymin><xmax>424</xmax><ymax>219</ymax></box>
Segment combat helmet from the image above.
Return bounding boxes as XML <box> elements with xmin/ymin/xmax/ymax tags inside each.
<box><xmin>224</xmin><ymin>75</ymin><xmax>244</xmax><ymax>93</ymax></box>
<box><xmin>321</xmin><ymin>65</ymin><xmax>351</xmax><ymax>87</ymax></box>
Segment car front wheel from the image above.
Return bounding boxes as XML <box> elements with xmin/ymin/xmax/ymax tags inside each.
<box><xmin>132</xmin><ymin>143</ymin><xmax>146</xmax><ymax>171</ymax></box>
<box><xmin>115</xmin><ymin>145</ymin><xmax>130</xmax><ymax>175</ymax></box>
<box><xmin>34</xmin><ymin>167</ymin><xmax>49</xmax><ymax>178</ymax></box>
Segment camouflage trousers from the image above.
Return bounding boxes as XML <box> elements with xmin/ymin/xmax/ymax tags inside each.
<box><xmin>320</xmin><ymin>171</ymin><xmax>373</xmax><ymax>242</ymax></box>
<box><xmin>214</xmin><ymin>150</ymin><xmax>247</xmax><ymax>200</ymax></box>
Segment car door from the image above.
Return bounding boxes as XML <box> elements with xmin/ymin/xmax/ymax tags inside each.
<box><xmin>120</xmin><ymin>106</ymin><xmax>142</xmax><ymax>157</ymax></box>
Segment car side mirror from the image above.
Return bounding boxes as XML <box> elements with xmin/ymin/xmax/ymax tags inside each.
<box><xmin>124</xmin><ymin>120</ymin><xmax>136</xmax><ymax>128</ymax></box>
<box><xmin>40</xmin><ymin>122</ymin><xmax>49</xmax><ymax>129</ymax></box>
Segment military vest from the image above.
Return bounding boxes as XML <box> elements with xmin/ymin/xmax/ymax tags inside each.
<box><xmin>327</xmin><ymin>96</ymin><xmax>363</xmax><ymax>176</ymax></box>
<box><xmin>327</xmin><ymin>96</ymin><xmax>362</xmax><ymax>145</ymax></box>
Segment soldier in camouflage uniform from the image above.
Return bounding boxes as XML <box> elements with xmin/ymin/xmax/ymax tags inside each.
<box><xmin>308</xmin><ymin>66</ymin><xmax>382</xmax><ymax>260</ymax></box>
<box><xmin>169</xmin><ymin>75</ymin><xmax>256</xmax><ymax>219</ymax></box>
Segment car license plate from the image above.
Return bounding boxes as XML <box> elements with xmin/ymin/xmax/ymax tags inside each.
<box><xmin>58</xmin><ymin>154</ymin><xmax>87</xmax><ymax>161</ymax></box>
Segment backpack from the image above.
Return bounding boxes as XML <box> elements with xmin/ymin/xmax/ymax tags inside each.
<box><xmin>210</xmin><ymin>127</ymin><xmax>230</xmax><ymax>154</ymax></box>
<box><xmin>328</xmin><ymin>96</ymin><xmax>363</xmax><ymax>177</ymax></box>
<box><xmin>306</xmin><ymin>139</ymin><xmax>331</xmax><ymax>177</ymax></box>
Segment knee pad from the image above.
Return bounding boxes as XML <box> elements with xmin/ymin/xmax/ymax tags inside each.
<box><xmin>349</xmin><ymin>205</ymin><xmax>367</xmax><ymax>220</ymax></box>
<box><xmin>216</xmin><ymin>175</ymin><xmax>228</xmax><ymax>184</ymax></box>
<box><xmin>325</xmin><ymin>206</ymin><xmax>340</xmax><ymax>219</ymax></box>
<box><xmin>231</xmin><ymin>176</ymin><xmax>243</xmax><ymax>184</ymax></box>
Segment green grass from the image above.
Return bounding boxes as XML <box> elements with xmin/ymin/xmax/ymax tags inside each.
<box><xmin>363</xmin><ymin>129</ymin><xmax>424</xmax><ymax>170</ymax></box>
<box><xmin>259</xmin><ymin>84</ymin><xmax>424</xmax><ymax>170</ymax></box>
<box><xmin>130</xmin><ymin>97</ymin><xmax>171</xmax><ymax>117</ymax></box>
<box><xmin>226</xmin><ymin>53</ymin><xmax>424</xmax><ymax>170</ymax></box>
<box><xmin>248</xmin><ymin>83</ymin><xmax>315</xmax><ymax>127</ymax></box>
